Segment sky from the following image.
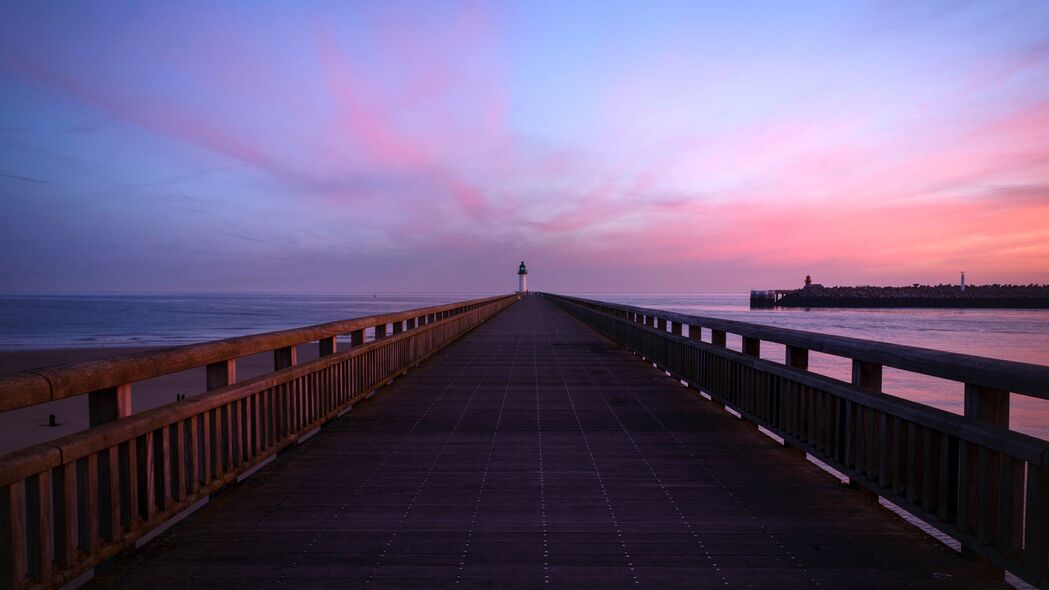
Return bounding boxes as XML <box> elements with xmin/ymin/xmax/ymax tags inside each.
<box><xmin>1</xmin><ymin>1</ymin><xmax>1048</xmax><ymax>294</ymax></box>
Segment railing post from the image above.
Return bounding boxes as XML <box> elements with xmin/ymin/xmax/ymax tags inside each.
<box><xmin>319</xmin><ymin>336</ymin><xmax>336</xmax><ymax>357</ymax></box>
<box><xmin>1025</xmin><ymin>465</ymin><xmax>1049</xmax><ymax>583</ymax></box>
<box><xmin>392</xmin><ymin>321</ymin><xmax>403</xmax><ymax>335</ymax></box>
<box><xmin>406</xmin><ymin>318</ymin><xmax>416</xmax><ymax>330</ymax></box>
<box><xmin>849</xmin><ymin>360</ymin><xmax>882</xmax><ymax>501</ymax></box>
<box><xmin>206</xmin><ymin>359</ymin><xmax>236</xmax><ymax>390</ymax></box>
<box><xmin>961</xmin><ymin>383</ymin><xmax>1010</xmax><ymax>576</ymax></box>
<box><xmin>688</xmin><ymin>325</ymin><xmax>702</xmax><ymax>341</ymax></box>
<box><xmin>88</xmin><ymin>383</ymin><xmax>132</xmax><ymax>426</ymax></box>
<box><xmin>375</xmin><ymin>324</ymin><xmax>387</xmax><ymax>339</ymax></box>
<box><xmin>671</xmin><ymin>321</ymin><xmax>682</xmax><ymax>336</ymax></box>
<box><xmin>351</xmin><ymin>329</ymin><xmax>364</xmax><ymax>347</ymax></box>
<box><xmin>657</xmin><ymin>318</ymin><xmax>667</xmax><ymax>331</ymax></box>
<box><xmin>781</xmin><ymin>346</ymin><xmax>809</xmax><ymax>456</ymax></box>
<box><xmin>963</xmin><ymin>385</ymin><xmax>1009</xmax><ymax>428</ymax></box>
<box><xmin>274</xmin><ymin>346</ymin><xmax>297</xmax><ymax>370</ymax></box>
<box><xmin>851</xmin><ymin>360</ymin><xmax>882</xmax><ymax>392</ymax></box>
<box><xmin>742</xmin><ymin>336</ymin><xmax>760</xmax><ymax>357</ymax></box>
<box><xmin>786</xmin><ymin>346</ymin><xmax>809</xmax><ymax>370</ymax></box>
<box><xmin>711</xmin><ymin>330</ymin><xmax>727</xmax><ymax>347</ymax></box>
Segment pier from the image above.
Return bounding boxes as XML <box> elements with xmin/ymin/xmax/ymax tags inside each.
<box><xmin>2</xmin><ymin>294</ymin><xmax>1048</xmax><ymax>588</ymax></box>
<box><xmin>750</xmin><ymin>284</ymin><xmax>1049</xmax><ymax>309</ymax></box>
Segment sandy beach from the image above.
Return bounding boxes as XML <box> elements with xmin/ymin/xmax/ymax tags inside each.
<box><xmin>0</xmin><ymin>344</ymin><xmax>323</xmax><ymax>455</ymax></box>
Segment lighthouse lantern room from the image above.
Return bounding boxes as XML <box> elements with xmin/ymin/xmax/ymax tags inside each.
<box><xmin>517</xmin><ymin>261</ymin><xmax>528</xmax><ymax>293</ymax></box>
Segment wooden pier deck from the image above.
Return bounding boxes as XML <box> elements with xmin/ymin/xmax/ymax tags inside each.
<box><xmin>87</xmin><ymin>296</ymin><xmax>1007</xmax><ymax>589</ymax></box>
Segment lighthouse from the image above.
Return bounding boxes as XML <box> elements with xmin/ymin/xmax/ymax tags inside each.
<box><xmin>517</xmin><ymin>261</ymin><xmax>528</xmax><ymax>293</ymax></box>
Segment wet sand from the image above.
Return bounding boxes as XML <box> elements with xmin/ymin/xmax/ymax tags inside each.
<box><xmin>0</xmin><ymin>344</ymin><xmax>323</xmax><ymax>455</ymax></box>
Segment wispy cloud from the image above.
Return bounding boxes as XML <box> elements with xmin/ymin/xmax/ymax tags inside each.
<box><xmin>1</xmin><ymin>1</ymin><xmax>1048</xmax><ymax>292</ymax></box>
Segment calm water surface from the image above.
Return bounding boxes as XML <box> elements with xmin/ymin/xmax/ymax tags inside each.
<box><xmin>0</xmin><ymin>293</ymin><xmax>485</xmax><ymax>348</ymax></box>
<box><xmin>1</xmin><ymin>292</ymin><xmax>1046</xmax><ymax>439</ymax></box>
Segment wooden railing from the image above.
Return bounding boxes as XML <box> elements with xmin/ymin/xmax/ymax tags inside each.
<box><xmin>544</xmin><ymin>293</ymin><xmax>1049</xmax><ymax>588</ymax></box>
<box><xmin>0</xmin><ymin>294</ymin><xmax>518</xmax><ymax>590</ymax></box>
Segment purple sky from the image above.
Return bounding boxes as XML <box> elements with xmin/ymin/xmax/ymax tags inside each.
<box><xmin>2</xmin><ymin>1</ymin><xmax>1048</xmax><ymax>293</ymax></box>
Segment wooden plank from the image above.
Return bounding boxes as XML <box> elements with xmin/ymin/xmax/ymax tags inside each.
<box><xmin>206</xmin><ymin>359</ymin><xmax>236</xmax><ymax>391</ymax></box>
<box><xmin>211</xmin><ymin>409</ymin><xmax>222</xmax><ymax>478</ymax></box>
<box><xmin>87</xmin><ymin>295</ymin><xmax>1014</xmax><ymax>590</ymax></box>
<box><xmin>742</xmin><ymin>336</ymin><xmax>760</xmax><ymax>358</ymax></box>
<box><xmin>7</xmin><ymin>480</ymin><xmax>28</xmax><ymax>590</ymax></box>
<box><xmin>964</xmin><ymin>384</ymin><xmax>1010</xmax><ymax>428</ymax></box>
<box><xmin>188</xmin><ymin>418</ymin><xmax>200</xmax><ymax>493</ymax></box>
<box><xmin>711</xmin><ymin>329</ymin><xmax>726</xmax><ymax>347</ymax></box>
<box><xmin>1025</xmin><ymin>464</ymin><xmax>1049</xmax><ymax>581</ymax></box>
<box><xmin>36</xmin><ymin>470</ymin><xmax>52</xmax><ymax>582</ymax></box>
<box><xmin>144</xmin><ymin>432</ymin><xmax>156</xmax><ymax>521</ymax></box>
<box><xmin>273</xmin><ymin>346</ymin><xmax>297</xmax><ymax>371</ymax></box>
<box><xmin>177</xmin><ymin>420</ymin><xmax>187</xmax><ymax>499</ymax></box>
<box><xmin>202</xmin><ymin>412</ymin><xmax>211</xmax><ymax>484</ymax></box>
<box><xmin>127</xmin><ymin>439</ymin><xmax>139</xmax><ymax>524</ymax></box>
<box><xmin>84</xmin><ymin>454</ymin><xmax>99</xmax><ymax>552</ymax></box>
<box><xmin>785</xmin><ymin>346</ymin><xmax>808</xmax><ymax>370</ymax></box>
<box><xmin>161</xmin><ymin>426</ymin><xmax>172</xmax><ymax>509</ymax></box>
<box><xmin>319</xmin><ymin>336</ymin><xmax>336</xmax><ymax>357</ymax></box>
<box><xmin>108</xmin><ymin>447</ymin><xmax>121</xmax><ymax>540</ymax></box>
<box><xmin>87</xmin><ymin>383</ymin><xmax>132</xmax><ymax>427</ymax></box>
<box><xmin>60</xmin><ymin>463</ymin><xmax>77</xmax><ymax>568</ymax></box>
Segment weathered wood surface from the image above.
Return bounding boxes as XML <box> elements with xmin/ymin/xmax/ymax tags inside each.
<box><xmin>87</xmin><ymin>296</ymin><xmax>1007</xmax><ymax>589</ymax></box>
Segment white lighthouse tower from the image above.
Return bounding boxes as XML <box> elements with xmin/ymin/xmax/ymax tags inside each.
<box><xmin>517</xmin><ymin>261</ymin><xmax>528</xmax><ymax>293</ymax></box>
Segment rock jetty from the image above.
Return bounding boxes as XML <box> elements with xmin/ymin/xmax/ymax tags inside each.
<box><xmin>775</xmin><ymin>284</ymin><xmax>1049</xmax><ymax>309</ymax></box>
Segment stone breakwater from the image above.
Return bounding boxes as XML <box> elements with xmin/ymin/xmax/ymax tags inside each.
<box><xmin>775</xmin><ymin>284</ymin><xmax>1049</xmax><ymax>308</ymax></box>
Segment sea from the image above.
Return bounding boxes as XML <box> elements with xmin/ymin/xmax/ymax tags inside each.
<box><xmin>0</xmin><ymin>292</ymin><xmax>1046</xmax><ymax>440</ymax></box>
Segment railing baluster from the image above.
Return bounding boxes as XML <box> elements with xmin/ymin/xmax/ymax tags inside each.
<box><xmin>1024</xmin><ymin>464</ymin><xmax>1049</xmax><ymax>580</ymax></box>
<box><xmin>711</xmin><ymin>329</ymin><xmax>726</xmax><ymax>348</ymax></box>
<box><xmin>176</xmin><ymin>420</ymin><xmax>188</xmax><ymax>499</ymax></box>
<box><xmin>206</xmin><ymin>359</ymin><xmax>235</xmax><ymax>391</ymax></box>
<box><xmin>188</xmin><ymin>418</ymin><xmax>200</xmax><ymax>493</ymax></box>
<box><xmin>161</xmin><ymin>426</ymin><xmax>172</xmax><ymax>509</ymax></box>
<box><xmin>742</xmin><ymin>336</ymin><xmax>760</xmax><ymax>358</ymax></box>
<box><xmin>82</xmin><ymin>454</ymin><xmax>100</xmax><ymax>553</ymax></box>
<box><xmin>6</xmin><ymin>480</ymin><xmax>28</xmax><ymax>590</ymax></box>
<box><xmin>108</xmin><ymin>447</ymin><xmax>120</xmax><ymax>539</ymax></box>
<box><xmin>59</xmin><ymin>462</ymin><xmax>77</xmax><ymax>569</ymax></box>
<box><xmin>37</xmin><ymin>469</ymin><xmax>53</xmax><ymax>583</ymax></box>
<box><xmin>274</xmin><ymin>346</ymin><xmax>297</xmax><ymax>371</ymax></box>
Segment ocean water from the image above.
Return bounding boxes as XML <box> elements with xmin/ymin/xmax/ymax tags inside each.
<box><xmin>0</xmin><ymin>293</ymin><xmax>488</xmax><ymax>348</ymax></box>
<box><xmin>0</xmin><ymin>292</ymin><xmax>1046</xmax><ymax>439</ymax></box>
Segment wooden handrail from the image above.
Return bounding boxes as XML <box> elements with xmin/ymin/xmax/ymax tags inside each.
<box><xmin>547</xmin><ymin>293</ymin><xmax>1049</xmax><ymax>400</ymax></box>
<box><xmin>0</xmin><ymin>294</ymin><xmax>515</xmax><ymax>412</ymax></box>
<box><xmin>0</xmin><ymin>294</ymin><xmax>519</xmax><ymax>590</ymax></box>
<box><xmin>545</xmin><ymin>293</ymin><xmax>1049</xmax><ymax>587</ymax></box>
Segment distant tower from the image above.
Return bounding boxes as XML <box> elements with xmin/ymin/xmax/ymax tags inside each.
<box><xmin>804</xmin><ymin>275</ymin><xmax>812</xmax><ymax>288</ymax></box>
<box><xmin>960</xmin><ymin>271</ymin><xmax>966</xmax><ymax>292</ymax></box>
<box><xmin>517</xmin><ymin>261</ymin><xmax>528</xmax><ymax>293</ymax></box>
